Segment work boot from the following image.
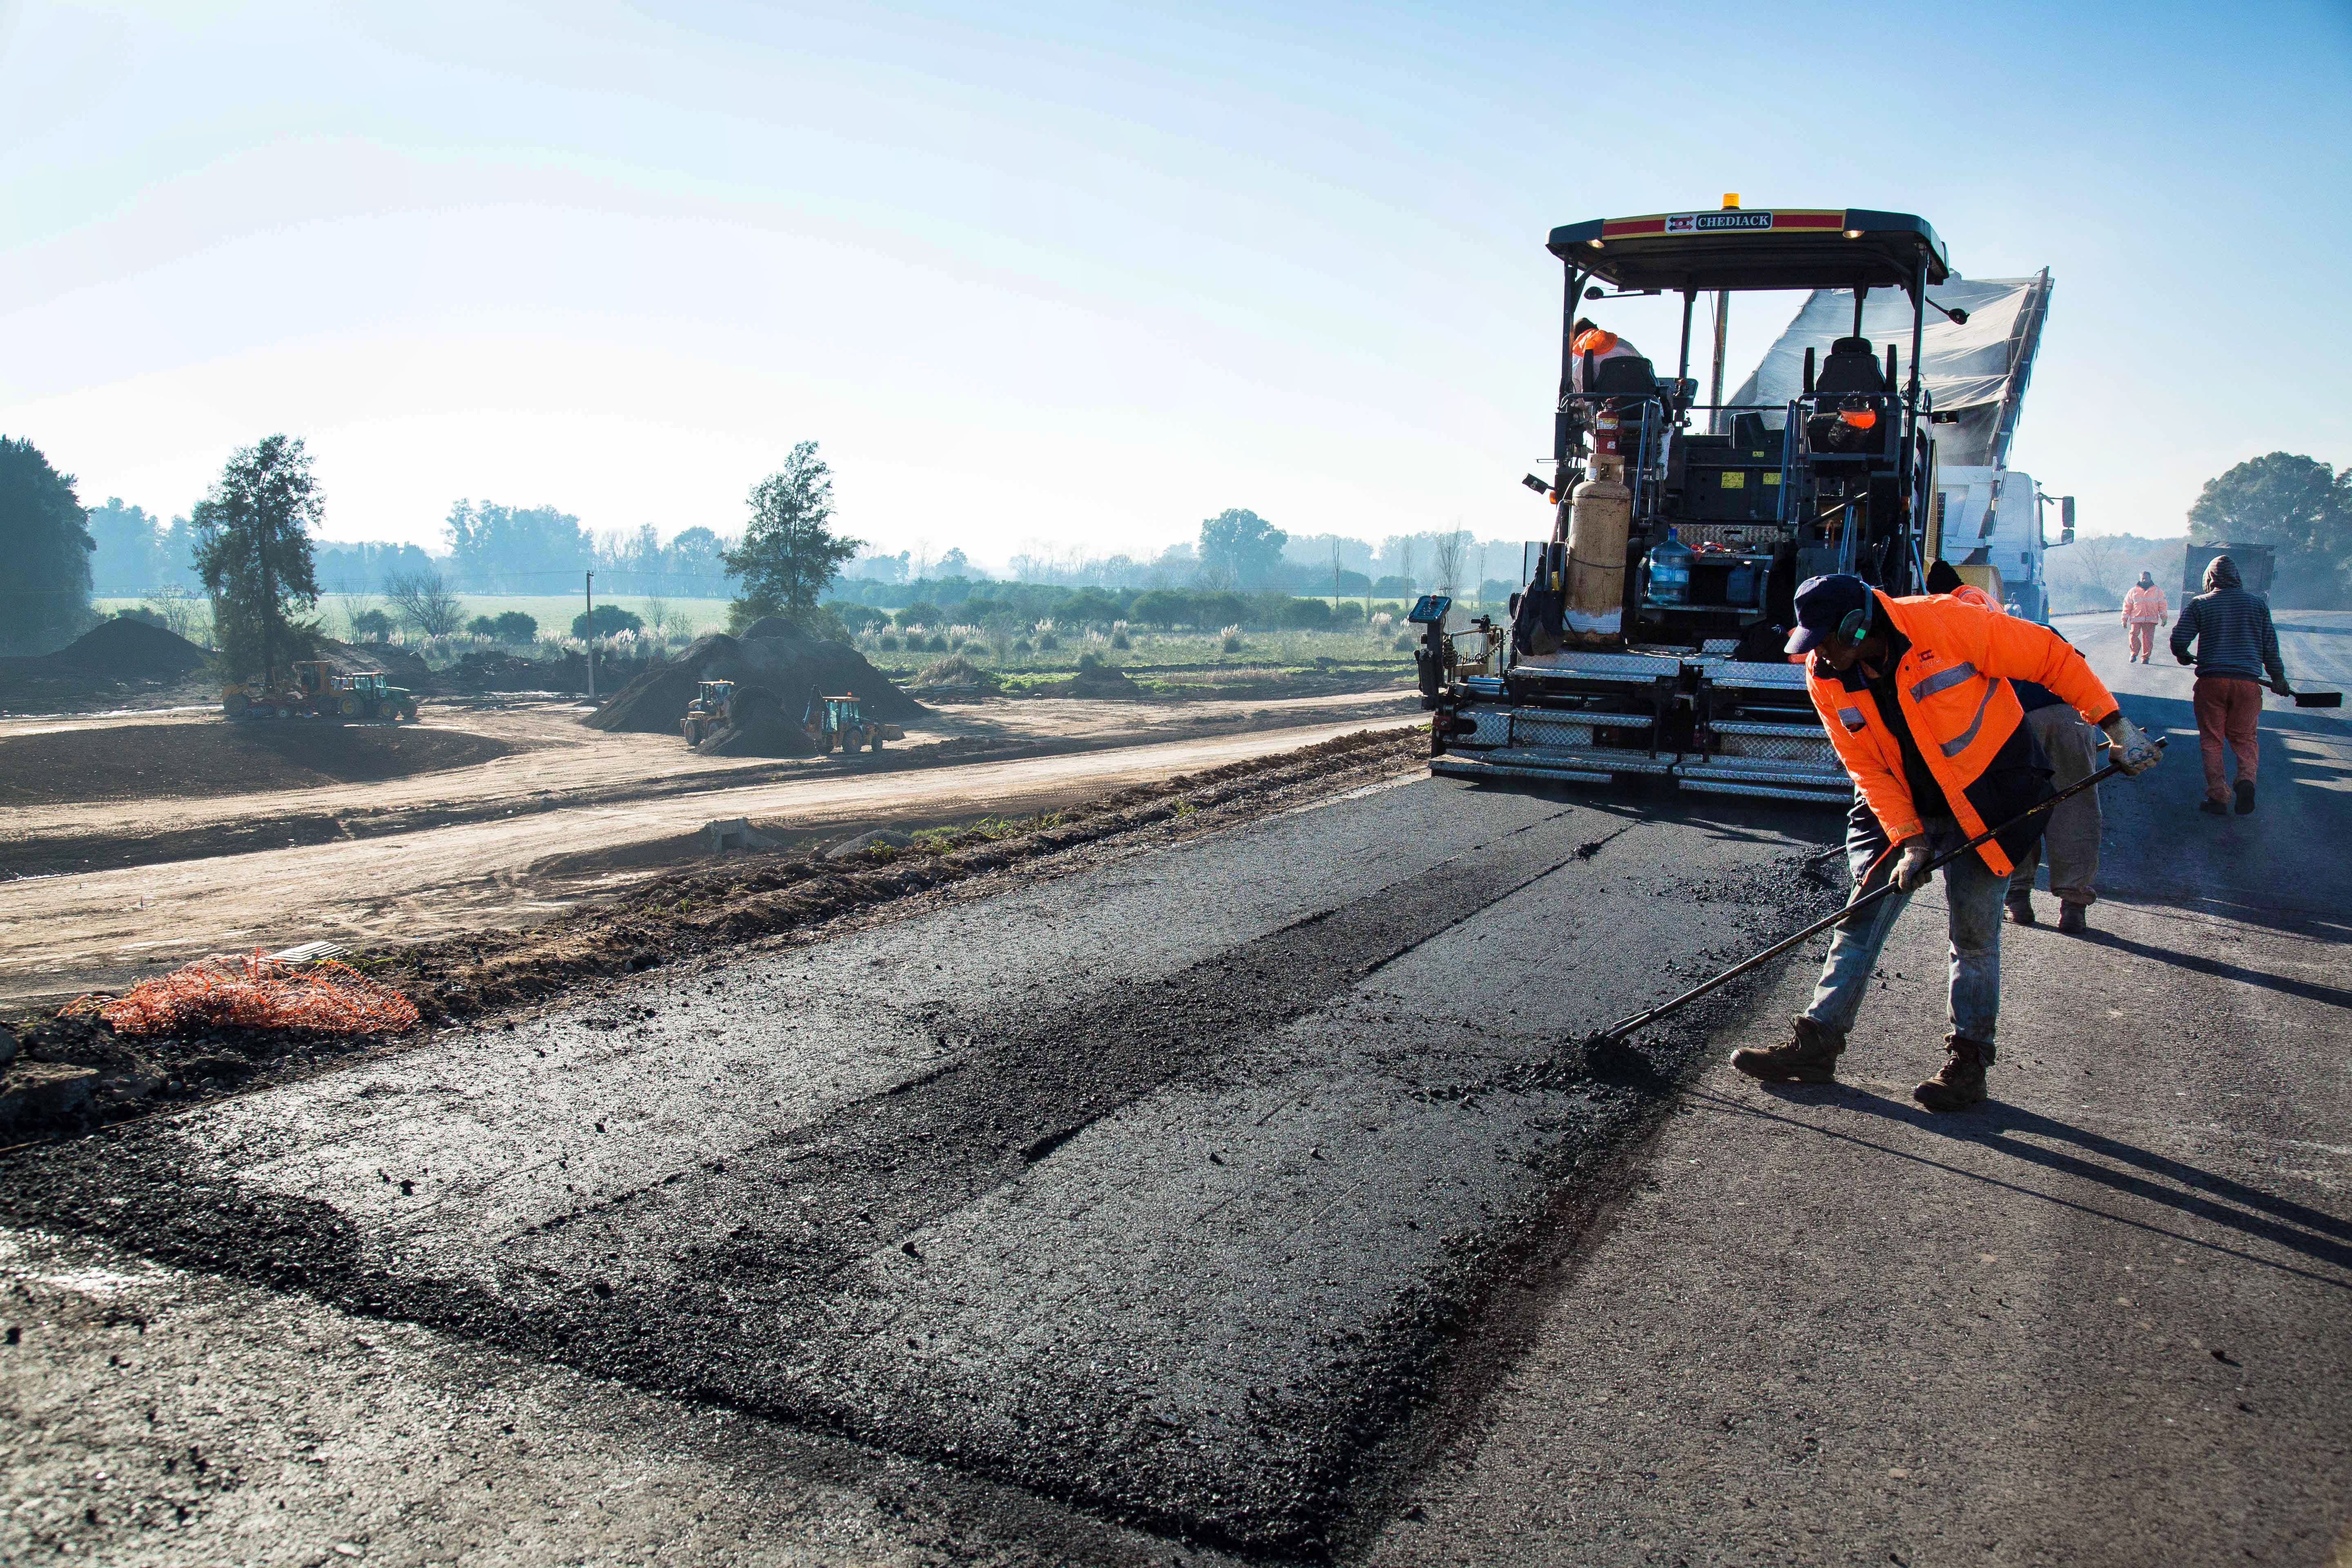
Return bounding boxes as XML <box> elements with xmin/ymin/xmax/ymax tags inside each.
<box><xmin>2200</xmin><ymin>799</ymin><xmax>2230</xmax><ymax>817</ymax></box>
<box><xmin>1731</xmin><ymin>1016</ymin><xmax>1846</xmax><ymax>1085</ymax></box>
<box><xmin>1913</xmin><ymin>1035</ymin><xmax>1992</xmax><ymax>1113</ymax></box>
<box><xmin>2058</xmin><ymin>902</ymin><xmax>2088</xmax><ymax>935</ymax></box>
<box><xmin>2005</xmin><ymin>891</ymin><xmax>2037</xmax><ymax>926</ymax></box>
<box><xmin>2236</xmin><ymin>779</ymin><xmax>2257</xmax><ymax>815</ymax></box>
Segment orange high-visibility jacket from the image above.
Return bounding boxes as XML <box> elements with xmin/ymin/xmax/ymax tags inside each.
<box><xmin>1569</xmin><ymin>329</ymin><xmax>1643</xmax><ymax>393</ymax></box>
<box><xmin>1806</xmin><ymin>591</ymin><xmax>2120</xmax><ymax>874</ymax></box>
<box><xmin>2121</xmin><ymin>584</ymin><xmax>2168</xmax><ymax>624</ymax></box>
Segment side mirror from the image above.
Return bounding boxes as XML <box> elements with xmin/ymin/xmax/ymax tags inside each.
<box><xmin>2060</xmin><ymin>496</ymin><xmax>2076</xmax><ymax>544</ymax></box>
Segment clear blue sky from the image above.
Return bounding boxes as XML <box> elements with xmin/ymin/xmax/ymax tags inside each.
<box><xmin>2</xmin><ymin>0</ymin><xmax>2346</xmax><ymax>568</ymax></box>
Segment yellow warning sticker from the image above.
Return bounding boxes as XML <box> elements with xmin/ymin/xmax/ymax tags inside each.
<box><xmin>1719</xmin><ymin>472</ymin><xmax>1746</xmax><ymax>488</ymax></box>
<box><xmin>1763</xmin><ymin>472</ymin><xmax>1780</xmax><ymax>485</ymax></box>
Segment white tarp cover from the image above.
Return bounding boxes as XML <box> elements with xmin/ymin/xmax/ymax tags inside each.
<box><xmin>1725</xmin><ymin>276</ymin><xmax>2047</xmax><ymax>463</ymax></box>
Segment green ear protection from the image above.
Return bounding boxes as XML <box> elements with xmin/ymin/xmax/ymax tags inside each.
<box><xmin>1837</xmin><ymin>595</ymin><xmax>1873</xmax><ymax>645</ymax></box>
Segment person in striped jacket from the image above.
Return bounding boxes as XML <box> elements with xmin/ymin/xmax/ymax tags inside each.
<box><xmin>2171</xmin><ymin>555</ymin><xmax>2290</xmax><ymax>815</ymax></box>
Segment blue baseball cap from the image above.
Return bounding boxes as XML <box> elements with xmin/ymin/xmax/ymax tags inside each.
<box><xmin>1785</xmin><ymin>574</ymin><xmax>1872</xmax><ymax>655</ymax></box>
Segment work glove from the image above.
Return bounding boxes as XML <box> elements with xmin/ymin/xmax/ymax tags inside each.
<box><xmin>1893</xmin><ymin>841</ymin><xmax>1935</xmax><ymax>893</ymax></box>
<box><xmin>2101</xmin><ymin>715</ymin><xmax>2161</xmax><ymax>775</ymax></box>
<box><xmin>2270</xmin><ymin>678</ymin><xmax>2295</xmax><ymax>699</ymax></box>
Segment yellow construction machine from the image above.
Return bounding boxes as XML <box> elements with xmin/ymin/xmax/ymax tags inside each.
<box><xmin>223</xmin><ymin>661</ymin><xmax>418</xmax><ymax>722</ymax></box>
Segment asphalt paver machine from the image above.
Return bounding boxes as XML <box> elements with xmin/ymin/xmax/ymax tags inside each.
<box><xmin>1430</xmin><ymin>203</ymin><xmax>1960</xmax><ymax>804</ymax></box>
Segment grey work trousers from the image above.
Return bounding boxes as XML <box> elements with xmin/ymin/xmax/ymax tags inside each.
<box><xmin>1804</xmin><ymin>814</ymin><xmax>2010</xmax><ymax>1045</ymax></box>
<box><xmin>2007</xmin><ymin>704</ymin><xmax>2101</xmax><ymax>907</ymax></box>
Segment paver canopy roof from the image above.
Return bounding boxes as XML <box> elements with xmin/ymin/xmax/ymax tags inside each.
<box><xmin>1547</xmin><ymin>207</ymin><xmax>1950</xmax><ymax>292</ymax></box>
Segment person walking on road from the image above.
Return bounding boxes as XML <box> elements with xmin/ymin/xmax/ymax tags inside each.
<box><xmin>1731</xmin><ymin>575</ymin><xmax>2159</xmax><ymax>1111</ymax></box>
<box><xmin>2172</xmin><ymin>554</ymin><xmax>2290</xmax><ymax>816</ymax></box>
<box><xmin>2122</xmin><ymin>571</ymin><xmax>2169</xmax><ymax>663</ymax></box>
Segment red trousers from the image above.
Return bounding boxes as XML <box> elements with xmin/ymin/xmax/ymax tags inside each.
<box><xmin>2193</xmin><ymin>676</ymin><xmax>2263</xmax><ymax>802</ymax></box>
<box><xmin>2127</xmin><ymin>621</ymin><xmax>2158</xmax><ymax>659</ymax></box>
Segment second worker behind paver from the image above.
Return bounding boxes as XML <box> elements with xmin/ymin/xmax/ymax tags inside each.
<box><xmin>2171</xmin><ymin>553</ymin><xmax>2291</xmax><ymax>816</ymax></box>
<box><xmin>1731</xmin><ymin>574</ymin><xmax>2160</xmax><ymax>1111</ymax></box>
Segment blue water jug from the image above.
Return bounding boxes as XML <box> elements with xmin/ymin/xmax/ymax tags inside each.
<box><xmin>1646</xmin><ymin>528</ymin><xmax>1693</xmax><ymax>606</ymax></box>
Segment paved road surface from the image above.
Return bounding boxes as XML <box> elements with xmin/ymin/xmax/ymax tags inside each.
<box><xmin>4</xmin><ymin>612</ymin><xmax>2344</xmax><ymax>1565</ymax></box>
<box><xmin>1368</xmin><ymin>611</ymin><xmax>2352</xmax><ymax>1566</ymax></box>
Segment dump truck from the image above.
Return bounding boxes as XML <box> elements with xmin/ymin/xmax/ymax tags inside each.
<box><xmin>2185</xmin><ymin>541</ymin><xmax>2275</xmax><ymax>599</ymax></box>
<box><xmin>223</xmin><ymin>660</ymin><xmax>417</xmax><ymax>722</ymax></box>
<box><xmin>1426</xmin><ymin>200</ymin><xmax>2064</xmax><ymax>804</ymax></box>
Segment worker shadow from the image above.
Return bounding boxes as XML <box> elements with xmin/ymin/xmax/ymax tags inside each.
<box><xmin>2074</xmin><ymin>928</ymin><xmax>2352</xmax><ymax>1011</ymax></box>
<box><xmin>2094</xmin><ymin>691</ymin><xmax>2352</xmax><ymax>939</ymax></box>
<box><xmin>1718</xmin><ymin>1085</ymin><xmax>2352</xmax><ymax>1283</ymax></box>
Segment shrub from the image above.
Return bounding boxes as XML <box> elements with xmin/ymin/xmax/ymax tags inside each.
<box><xmin>572</xmin><ymin>604</ymin><xmax>644</xmax><ymax>639</ymax></box>
<box><xmin>1111</xmin><ymin>629</ymin><xmax>1131</xmax><ymax>649</ymax></box>
<box><xmin>896</xmin><ymin>600</ymin><xmax>944</xmax><ymax>630</ymax></box>
<box><xmin>1392</xmin><ymin>633</ymin><xmax>1416</xmax><ymax>651</ymax></box>
<box><xmin>1036</xmin><ymin>631</ymin><xmax>1059</xmax><ymax>650</ymax></box>
<box><xmin>468</xmin><ymin>610</ymin><xmax>539</xmax><ymax>643</ymax></box>
<box><xmin>1282</xmin><ymin>597</ymin><xmax>1335</xmax><ymax>629</ymax></box>
<box><xmin>826</xmin><ymin>600</ymin><xmax>888</xmax><ymax>633</ymax></box>
<box><xmin>114</xmin><ymin>606</ymin><xmax>167</xmax><ymax>628</ymax></box>
<box><xmin>1331</xmin><ymin>599</ymin><xmax>1365</xmax><ymax>624</ymax></box>
<box><xmin>350</xmin><ymin>608</ymin><xmax>395</xmax><ymax>641</ymax></box>
<box><xmin>1056</xmin><ymin>588</ymin><xmax>1124</xmax><ymax>627</ymax></box>
<box><xmin>1221</xmin><ymin>625</ymin><xmax>1244</xmax><ymax>653</ymax></box>
<box><xmin>1129</xmin><ymin>588</ymin><xmax>1191</xmax><ymax>628</ymax></box>
<box><xmin>927</xmin><ymin>633</ymin><xmax>950</xmax><ymax>652</ymax></box>
<box><xmin>877</xmin><ymin>632</ymin><xmax>901</xmax><ymax>651</ymax></box>
<box><xmin>1012</xmin><ymin>638</ymin><xmax>1033</xmax><ymax>653</ymax></box>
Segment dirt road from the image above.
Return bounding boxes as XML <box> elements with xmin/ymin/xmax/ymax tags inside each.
<box><xmin>1</xmin><ymin>708</ymin><xmax>1416</xmax><ymax>1004</ymax></box>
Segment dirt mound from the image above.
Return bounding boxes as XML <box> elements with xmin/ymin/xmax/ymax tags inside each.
<box><xmin>739</xmin><ymin>616</ymin><xmax>807</xmax><ymax>641</ymax></box>
<box><xmin>440</xmin><ymin>648</ymin><xmax>588</xmax><ymax>693</ymax></box>
<box><xmin>317</xmin><ymin>639</ymin><xmax>436</xmax><ymax>690</ymax></box>
<box><xmin>1031</xmin><ymin>656</ymin><xmax>1148</xmax><ymax>699</ymax></box>
<box><xmin>694</xmin><ymin>684</ymin><xmax>821</xmax><ymax>758</ymax></box>
<box><xmin>586</xmin><ymin>632</ymin><xmax>922</xmax><ymax>735</ymax></box>
<box><xmin>910</xmin><ymin>653</ymin><xmax>998</xmax><ymax>690</ymax></box>
<box><xmin>41</xmin><ymin>618</ymin><xmax>210</xmax><ymax>679</ymax></box>
<box><xmin>0</xmin><ymin>721</ymin><xmax>523</xmax><ymax>807</ymax></box>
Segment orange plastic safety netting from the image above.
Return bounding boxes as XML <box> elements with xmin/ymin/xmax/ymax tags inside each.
<box><xmin>62</xmin><ymin>950</ymin><xmax>420</xmax><ymax>1038</ymax></box>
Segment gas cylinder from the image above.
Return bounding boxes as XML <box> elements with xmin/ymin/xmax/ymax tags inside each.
<box><xmin>1564</xmin><ymin>472</ymin><xmax>1633</xmax><ymax>643</ymax></box>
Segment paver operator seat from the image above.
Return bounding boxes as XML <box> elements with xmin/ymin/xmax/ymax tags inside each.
<box><xmin>1805</xmin><ymin>335</ymin><xmax>1899</xmax><ymax>464</ymax></box>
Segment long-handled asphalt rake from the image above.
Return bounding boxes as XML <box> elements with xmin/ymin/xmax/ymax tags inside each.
<box><xmin>1572</xmin><ymin>736</ymin><xmax>2166</xmax><ymax>1056</ymax></box>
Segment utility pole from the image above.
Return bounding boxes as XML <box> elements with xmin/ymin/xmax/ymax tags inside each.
<box><xmin>584</xmin><ymin>570</ymin><xmax>596</xmax><ymax>701</ymax></box>
<box><xmin>1708</xmin><ymin>289</ymin><xmax>1731</xmax><ymax>436</ymax></box>
<box><xmin>1708</xmin><ymin>194</ymin><xmax>1737</xmax><ymax>437</ymax></box>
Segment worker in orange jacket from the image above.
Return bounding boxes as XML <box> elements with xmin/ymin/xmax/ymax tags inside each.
<box><xmin>2121</xmin><ymin>572</ymin><xmax>2169</xmax><ymax>663</ymax></box>
<box><xmin>1732</xmin><ymin>575</ymin><xmax>2160</xmax><ymax>1110</ymax></box>
<box><xmin>1567</xmin><ymin>320</ymin><xmax>1644</xmax><ymax>394</ymax></box>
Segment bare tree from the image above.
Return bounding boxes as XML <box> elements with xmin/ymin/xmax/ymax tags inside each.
<box><xmin>642</xmin><ymin>595</ymin><xmax>675</xmax><ymax>637</ymax></box>
<box><xmin>142</xmin><ymin>586</ymin><xmax>205</xmax><ymax>645</ymax></box>
<box><xmin>330</xmin><ymin>582</ymin><xmax>381</xmax><ymax>641</ymax></box>
<box><xmin>384</xmin><ymin>569</ymin><xmax>466</xmax><ymax>636</ymax></box>
<box><xmin>1432</xmin><ymin>527</ymin><xmax>1468</xmax><ymax>600</ymax></box>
